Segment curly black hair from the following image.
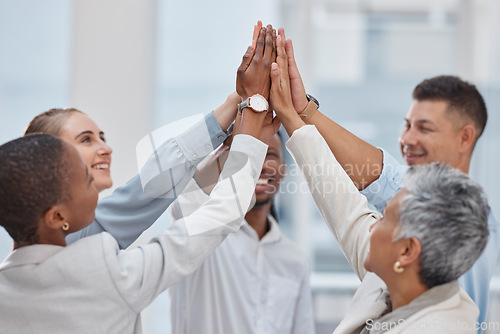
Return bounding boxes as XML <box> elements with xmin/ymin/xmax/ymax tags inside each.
<box><xmin>0</xmin><ymin>134</ymin><xmax>71</xmax><ymax>245</ymax></box>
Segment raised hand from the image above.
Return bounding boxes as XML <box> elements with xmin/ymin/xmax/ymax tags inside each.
<box><xmin>277</xmin><ymin>28</ymin><xmax>308</xmax><ymax>114</ymax></box>
<box><xmin>236</xmin><ymin>25</ymin><xmax>276</xmax><ymax>101</ymax></box>
<box><xmin>270</xmin><ymin>35</ymin><xmax>305</xmax><ymax>136</ymax></box>
<box><xmin>251</xmin><ymin>21</ymin><xmax>263</xmax><ymax>50</ymax></box>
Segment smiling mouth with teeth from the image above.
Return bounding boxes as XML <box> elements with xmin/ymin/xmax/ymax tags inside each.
<box><xmin>93</xmin><ymin>163</ymin><xmax>109</xmax><ymax>170</ymax></box>
<box><xmin>257</xmin><ymin>178</ymin><xmax>274</xmax><ymax>186</ymax></box>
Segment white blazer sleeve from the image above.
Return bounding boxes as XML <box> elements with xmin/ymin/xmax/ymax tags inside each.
<box><xmin>286</xmin><ymin>125</ymin><xmax>379</xmax><ymax>280</ymax></box>
<box><xmin>102</xmin><ymin>134</ymin><xmax>267</xmax><ymax>311</ymax></box>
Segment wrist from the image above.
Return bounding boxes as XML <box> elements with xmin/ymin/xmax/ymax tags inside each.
<box><xmin>296</xmin><ymin>99</ymin><xmax>308</xmax><ymax>114</ymax></box>
<box><xmin>237</xmin><ymin>108</ymin><xmax>267</xmax><ymax>139</ymax></box>
<box><xmin>227</xmin><ymin>91</ymin><xmax>242</xmax><ymax>104</ymax></box>
<box><xmin>299</xmin><ymin>100</ymin><xmax>319</xmax><ymax>122</ymax></box>
<box><xmin>238</xmin><ymin>94</ymin><xmax>269</xmax><ymax>114</ymax></box>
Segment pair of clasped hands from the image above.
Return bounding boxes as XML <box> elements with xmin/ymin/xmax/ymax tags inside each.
<box><xmin>234</xmin><ymin>21</ymin><xmax>311</xmax><ymax>142</ymax></box>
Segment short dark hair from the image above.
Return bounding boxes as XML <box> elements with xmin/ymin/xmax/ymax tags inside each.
<box><xmin>413</xmin><ymin>75</ymin><xmax>487</xmax><ymax>140</ymax></box>
<box><xmin>0</xmin><ymin>134</ymin><xmax>72</xmax><ymax>245</ymax></box>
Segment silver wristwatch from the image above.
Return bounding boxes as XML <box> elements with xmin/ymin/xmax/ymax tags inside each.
<box><xmin>238</xmin><ymin>94</ymin><xmax>269</xmax><ymax>113</ymax></box>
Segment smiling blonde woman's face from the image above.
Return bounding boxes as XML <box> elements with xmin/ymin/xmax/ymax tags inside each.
<box><xmin>58</xmin><ymin>113</ymin><xmax>113</xmax><ymax>192</ymax></box>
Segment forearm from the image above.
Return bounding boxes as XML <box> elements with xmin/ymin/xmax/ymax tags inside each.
<box><xmin>110</xmin><ymin>135</ymin><xmax>268</xmax><ymax>311</ymax></box>
<box><xmin>192</xmin><ymin>145</ymin><xmax>229</xmax><ymax>195</ymax></box>
<box><xmin>212</xmin><ymin>91</ymin><xmax>240</xmax><ymax>132</ymax></box>
<box><xmin>305</xmin><ymin>110</ymin><xmax>383</xmax><ymax>190</ymax></box>
<box><xmin>278</xmin><ymin>106</ymin><xmax>306</xmax><ymax>138</ymax></box>
<box><xmin>237</xmin><ymin>108</ymin><xmax>267</xmax><ymax>139</ymax></box>
<box><xmin>194</xmin><ymin>107</ymin><xmax>267</xmax><ymax>194</ymax></box>
<box><xmin>286</xmin><ymin>125</ymin><xmax>378</xmax><ymax>280</ymax></box>
<box><xmin>140</xmin><ymin>113</ymin><xmax>227</xmax><ymax>199</ymax></box>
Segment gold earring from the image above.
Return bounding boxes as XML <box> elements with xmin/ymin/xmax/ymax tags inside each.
<box><xmin>62</xmin><ymin>222</ymin><xmax>70</xmax><ymax>231</ymax></box>
<box><xmin>393</xmin><ymin>261</ymin><xmax>404</xmax><ymax>273</ymax></box>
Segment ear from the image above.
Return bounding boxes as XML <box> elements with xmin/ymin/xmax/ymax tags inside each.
<box><xmin>43</xmin><ymin>205</ymin><xmax>67</xmax><ymax>231</ymax></box>
<box><xmin>397</xmin><ymin>237</ymin><xmax>422</xmax><ymax>267</ymax></box>
<box><xmin>458</xmin><ymin>124</ymin><xmax>476</xmax><ymax>153</ymax></box>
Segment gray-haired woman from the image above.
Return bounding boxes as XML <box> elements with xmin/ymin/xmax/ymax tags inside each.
<box><xmin>288</xmin><ymin>129</ymin><xmax>488</xmax><ymax>333</ymax></box>
<box><xmin>269</xmin><ymin>34</ymin><xmax>489</xmax><ymax>333</ymax></box>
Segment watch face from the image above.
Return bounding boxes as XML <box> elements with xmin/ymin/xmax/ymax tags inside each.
<box><xmin>306</xmin><ymin>93</ymin><xmax>319</xmax><ymax>107</ymax></box>
<box><xmin>249</xmin><ymin>94</ymin><xmax>268</xmax><ymax>112</ymax></box>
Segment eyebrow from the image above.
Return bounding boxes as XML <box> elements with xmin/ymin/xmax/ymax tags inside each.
<box><xmin>74</xmin><ymin>130</ymin><xmax>105</xmax><ymax>140</ymax></box>
<box><xmin>405</xmin><ymin>118</ymin><xmax>435</xmax><ymax>126</ymax></box>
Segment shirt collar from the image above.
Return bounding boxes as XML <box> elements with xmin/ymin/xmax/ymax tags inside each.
<box><xmin>241</xmin><ymin>214</ymin><xmax>282</xmax><ymax>244</ymax></box>
<box><xmin>0</xmin><ymin>244</ymin><xmax>63</xmax><ymax>271</ymax></box>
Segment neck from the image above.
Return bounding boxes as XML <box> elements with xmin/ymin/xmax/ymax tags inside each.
<box><xmin>454</xmin><ymin>151</ymin><xmax>472</xmax><ymax>174</ymax></box>
<box><xmin>454</xmin><ymin>157</ymin><xmax>470</xmax><ymax>175</ymax></box>
<box><xmin>386</xmin><ymin>272</ymin><xmax>428</xmax><ymax>310</ymax></box>
<box><xmin>245</xmin><ymin>201</ymin><xmax>271</xmax><ymax>239</ymax></box>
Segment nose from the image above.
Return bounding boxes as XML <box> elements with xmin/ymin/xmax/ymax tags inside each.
<box><xmin>97</xmin><ymin>140</ymin><xmax>113</xmax><ymax>156</ymax></box>
<box><xmin>261</xmin><ymin>160</ymin><xmax>275</xmax><ymax>174</ymax></box>
<box><xmin>399</xmin><ymin>127</ymin><xmax>417</xmax><ymax>147</ymax></box>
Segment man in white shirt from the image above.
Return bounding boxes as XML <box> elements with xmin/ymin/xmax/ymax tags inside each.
<box><xmin>168</xmin><ymin>131</ymin><xmax>315</xmax><ymax>334</ymax></box>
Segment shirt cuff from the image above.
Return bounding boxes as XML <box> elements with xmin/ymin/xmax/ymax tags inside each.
<box><xmin>229</xmin><ymin>134</ymin><xmax>268</xmax><ymax>180</ymax></box>
<box><xmin>172</xmin><ymin>113</ymin><xmax>228</xmax><ymax>166</ymax></box>
<box><xmin>360</xmin><ymin>148</ymin><xmax>408</xmax><ymax>212</ymax></box>
<box><xmin>206</xmin><ymin>112</ymin><xmax>230</xmax><ymax>150</ymax></box>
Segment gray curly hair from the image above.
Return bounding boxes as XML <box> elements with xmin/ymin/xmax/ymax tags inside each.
<box><xmin>394</xmin><ymin>163</ymin><xmax>489</xmax><ymax>288</ymax></box>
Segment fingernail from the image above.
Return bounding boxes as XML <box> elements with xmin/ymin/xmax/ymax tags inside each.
<box><xmin>271</xmin><ymin>63</ymin><xmax>278</xmax><ymax>70</ymax></box>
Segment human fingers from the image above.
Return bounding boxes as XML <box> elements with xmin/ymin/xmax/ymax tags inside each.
<box><xmin>251</xmin><ymin>20</ymin><xmax>263</xmax><ymax>50</ymax></box>
<box><xmin>278</xmin><ymin>27</ymin><xmax>286</xmax><ymax>46</ymax></box>
<box><xmin>270</xmin><ymin>62</ymin><xmax>283</xmax><ymax>108</ymax></box>
<box><xmin>236</xmin><ymin>45</ymin><xmax>255</xmax><ymax>96</ymax></box>
<box><xmin>238</xmin><ymin>46</ymin><xmax>254</xmax><ymax>73</ymax></box>
<box><xmin>276</xmin><ymin>35</ymin><xmax>289</xmax><ymax>78</ymax></box>
<box><xmin>285</xmin><ymin>39</ymin><xmax>298</xmax><ymax>74</ymax></box>
<box><xmin>263</xmin><ymin>24</ymin><xmax>274</xmax><ymax>60</ymax></box>
<box><xmin>271</xmin><ymin>28</ymin><xmax>277</xmax><ymax>63</ymax></box>
<box><xmin>254</xmin><ymin>26</ymin><xmax>266</xmax><ymax>58</ymax></box>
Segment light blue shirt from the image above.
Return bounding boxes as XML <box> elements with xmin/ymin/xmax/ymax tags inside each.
<box><xmin>361</xmin><ymin>149</ymin><xmax>500</xmax><ymax>331</ymax></box>
<box><xmin>66</xmin><ymin>112</ymin><xmax>229</xmax><ymax>249</ymax></box>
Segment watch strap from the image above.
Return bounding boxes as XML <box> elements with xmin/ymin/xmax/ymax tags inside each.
<box><xmin>237</xmin><ymin>94</ymin><xmax>268</xmax><ymax>113</ymax></box>
<box><xmin>299</xmin><ymin>100</ymin><xmax>319</xmax><ymax>122</ymax></box>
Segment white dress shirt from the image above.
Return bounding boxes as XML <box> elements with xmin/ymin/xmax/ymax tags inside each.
<box><xmin>168</xmin><ymin>180</ymin><xmax>315</xmax><ymax>334</ymax></box>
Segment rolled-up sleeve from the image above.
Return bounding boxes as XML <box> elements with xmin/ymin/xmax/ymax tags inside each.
<box><xmin>360</xmin><ymin>148</ymin><xmax>408</xmax><ymax>213</ymax></box>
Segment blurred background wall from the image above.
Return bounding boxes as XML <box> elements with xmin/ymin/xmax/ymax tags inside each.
<box><xmin>1</xmin><ymin>0</ymin><xmax>499</xmax><ymax>332</ymax></box>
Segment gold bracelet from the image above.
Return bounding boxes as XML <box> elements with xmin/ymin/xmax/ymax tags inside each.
<box><xmin>299</xmin><ymin>100</ymin><xmax>319</xmax><ymax>122</ymax></box>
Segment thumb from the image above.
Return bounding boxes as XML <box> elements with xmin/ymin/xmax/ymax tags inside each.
<box><xmin>270</xmin><ymin>62</ymin><xmax>280</xmax><ymax>83</ymax></box>
<box><xmin>238</xmin><ymin>46</ymin><xmax>254</xmax><ymax>73</ymax></box>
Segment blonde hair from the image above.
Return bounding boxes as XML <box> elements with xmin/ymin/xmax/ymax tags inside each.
<box><xmin>24</xmin><ymin>108</ymin><xmax>84</xmax><ymax>137</ymax></box>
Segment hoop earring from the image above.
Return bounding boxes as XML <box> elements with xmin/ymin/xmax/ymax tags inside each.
<box><xmin>393</xmin><ymin>261</ymin><xmax>404</xmax><ymax>273</ymax></box>
<box><xmin>62</xmin><ymin>222</ymin><xmax>70</xmax><ymax>231</ymax></box>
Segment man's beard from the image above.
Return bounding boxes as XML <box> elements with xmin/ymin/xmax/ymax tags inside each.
<box><xmin>254</xmin><ymin>197</ymin><xmax>271</xmax><ymax>207</ymax></box>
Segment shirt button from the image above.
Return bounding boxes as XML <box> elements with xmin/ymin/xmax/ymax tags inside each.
<box><xmin>204</xmin><ymin>144</ymin><xmax>211</xmax><ymax>151</ymax></box>
<box><xmin>218</xmin><ymin>135</ymin><xmax>224</xmax><ymax>142</ymax></box>
<box><xmin>192</xmin><ymin>154</ymin><xmax>198</xmax><ymax>161</ymax></box>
